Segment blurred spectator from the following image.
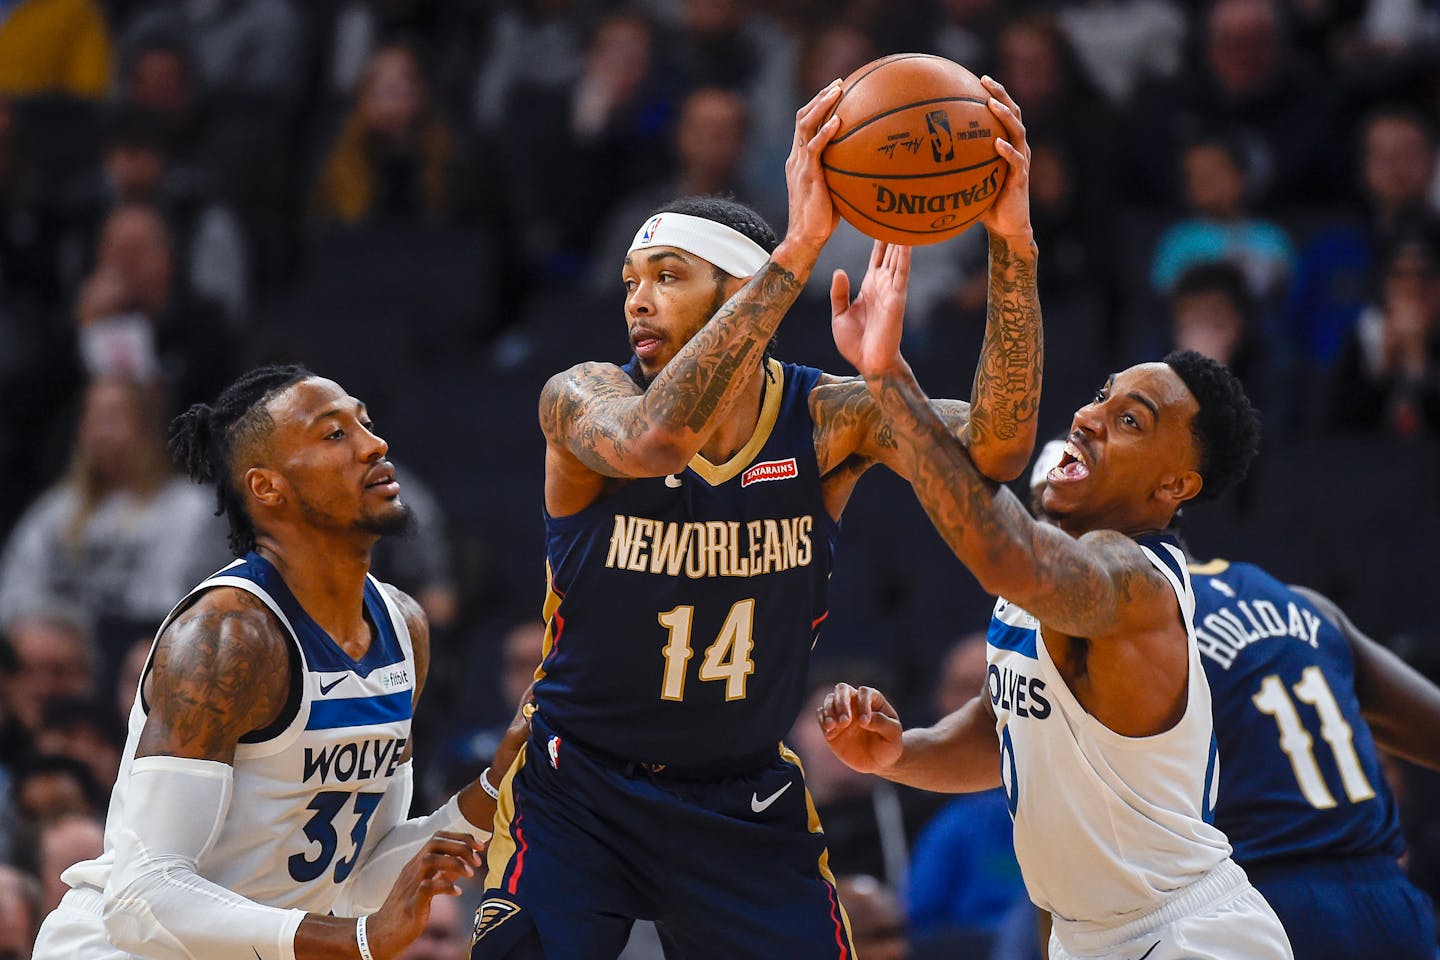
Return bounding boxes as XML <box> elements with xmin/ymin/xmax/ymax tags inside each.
<box><xmin>35</xmin><ymin>811</ymin><xmax>103</xmax><ymax>915</ymax></box>
<box><xmin>1056</xmin><ymin>0</ymin><xmax>1187</xmax><ymax>105</ymax></box>
<box><xmin>0</xmin><ymin>611</ymin><xmax>95</xmax><ymax>735</ymax></box>
<box><xmin>1167</xmin><ymin>261</ymin><xmax>1292</xmax><ymax>428</ymax></box>
<box><xmin>0</xmin><ymin>864</ymin><xmax>40</xmax><ymax>959</ymax></box>
<box><xmin>1327</xmin><ymin>230</ymin><xmax>1440</xmax><ymax>435</ymax></box>
<box><xmin>498</xmin><ymin>8</ymin><xmax>670</xmax><ymax>279</ymax></box>
<box><xmin>835</xmin><ymin>874</ymin><xmax>909</xmax><ymax>960</ymax></box>
<box><xmin>35</xmin><ymin>698</ymin><xmax>121</xmax><ymax>794</ymax></box>
<box><xmin>71</xmin><ymin>203</ymin><xmax>236</xmax><ymax>404</ymax></box>
<box><xmin>113</xmin><ymin>634</ymin><xmax>150</xmax><ymax>723</ymax></box>
<box><xmin>473</xmin><ymin>0</ymin><xmax>589</xmax><ymax>131</ymax></box>
<box><xmin>439</xmin><ymin>618</ymin><xmax>542</xmax><ymax>796</ymax></box>
<box><xmin>11</xmin><ymin>755</ymin><xmax>101</xmax><ymax>825</ymax></box>
<box><xmin>115</xmin><ymin>34</ymin><xmax>202</xmax><ymax>153</ymax></box>
<box><xmin>313</xmin><ymin>43</ymin><xmax>460</xmax><ymax>226</ymax></box>
<box><xmin>906</xmin><ymin>633</ymin><xmax>1027</xmax><ymax>937</ymax></box>
<box><xmin>1125</xmin><ymin>0</ymin><xmax>1343</xmax><ymax>206</ymax></box>
<box><xmin>58</xmin><ymin>106</ymin><xmax>248</xmax><ymax>322</ymax></box>
<box><xmin>120</xmin><ymin>0</ymin><xmax>303</xmax><ymax>104</ymax></box>
<box><xmin>371</xmin><ymin>462</ymin><xmax>458</xmax><ymax>629</ymax></box>
<box><xmin>0</xmin><ymin>378</ymin><xmax>229</xmax><ymax>632</ymax></box>
<box><xmin>0</xmin><ymin>0</ymin><xmax>112</xmax><ymax>99</ymax></box>
<box><xmin>395</xmin><ymin>890</ymin><xmax>466</xmax><ymax>960</ymax></box>
<box><xmin>1288</xmin><ymin>105</ymin><xmax>1440</xmax><ymax>363</ymax></box>
<box><xmin>589</xmin><ymin>86</ymin><xmax>777</xmax><ymax>290</ymax></box>
<box><xmin>928</xmin><ymin>0</ymin><xmax>1006</xmax><ymax>78</ymax></box>
<box><xmin>1150</xmin><ymin>137</ymin><xmax>1295</xmax><ymax>302</ymax></box>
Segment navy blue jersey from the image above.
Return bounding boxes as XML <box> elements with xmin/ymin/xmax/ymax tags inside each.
<box><xmin>536</xmin><ymin>360</ymin><xmax>839</xmax><ymax>768</ymax></box>
<box><xmin>1190</xmin><ymin>559</ymin><xmax>1403</xmax><ymax>867</ymax></box>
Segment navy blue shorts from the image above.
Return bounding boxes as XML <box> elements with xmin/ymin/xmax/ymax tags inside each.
<box><xmin>469</xmin><ymin>710</ymin><xmax>855</xmax><ymax>960</ymax></box>
<box><xmin>1247</xmin><ymin>855</ymin><xmax>1437</xmax><ymax>960</ymax></box>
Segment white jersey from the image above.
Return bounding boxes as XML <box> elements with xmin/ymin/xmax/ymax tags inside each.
<box><xmin>987</xmin><ymin>534</ymin><xmax>1231</xmax><ymax>926</ymax></box>
<box><xmin>61</xmin><ymin>552</ymin><xmax>416</xmax><ymax>912</ymax></box>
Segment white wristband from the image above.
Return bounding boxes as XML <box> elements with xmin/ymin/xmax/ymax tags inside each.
<box><xmin>479</xmin><ymin>767</ymin><xmax>501</xmax><ymax>801</ymax></box>
<box><xmin>356</xmin><ymin>914</ymin><xmax>374</xmax><ymax>960</ymax></box>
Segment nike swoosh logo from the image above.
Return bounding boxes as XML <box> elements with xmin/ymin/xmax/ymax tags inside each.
<box><xmin>751</xmin><ymin>781</ymin><xmax>792</xmax><ymax>813</ymax></box>
<box><xmin>318</xmin><ymin>675</ymin><xmax>349</xmax><ymax>695</ymax></box>
<box><xmin>1134</xmin><ymin>941</ymin><xmax>1161</xmax><ymax>960</ymax></box>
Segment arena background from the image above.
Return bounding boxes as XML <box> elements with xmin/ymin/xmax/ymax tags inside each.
<box><xmin>0</xmin><ymin>0</ymin><xmax>1437</xmax><ymax>956</ymax></box>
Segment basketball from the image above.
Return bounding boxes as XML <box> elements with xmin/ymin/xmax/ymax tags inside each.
<box><xmin>822</xmin><ymin>54</ymin><xmax>1007</xmax><ymax>245</ymax></box>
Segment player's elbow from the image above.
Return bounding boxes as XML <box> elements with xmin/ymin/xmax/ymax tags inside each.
<box><xmin>970</xmin><ymin>445</ymin><xmax>1031</xmax><ymax>484</ymax></box>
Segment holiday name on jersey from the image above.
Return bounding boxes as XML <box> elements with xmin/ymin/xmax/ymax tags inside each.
<box><xmin>302</xmin><ymin>736</ymin><xmax>408</xmax><ymax>785</ymax></box>
<box><xmin>1194</xmin><ymin>593</ymin><xmax>1323</xmax><ymax>670</ymax></box>
<box><xmin>604</xmin><ymin>514</ymin><xmax>814</xmax><ymax>579</ymax></box>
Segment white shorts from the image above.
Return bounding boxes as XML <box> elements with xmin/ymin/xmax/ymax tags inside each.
<box><xmin>1049</xmin><ymin>859</ymin><xmax>1293</xmax><ymax>960</ymax></box>
<box><xmin>33</xmin><ymin>887</ymin><xmax>128</xmax><ymax>960</ymax></box>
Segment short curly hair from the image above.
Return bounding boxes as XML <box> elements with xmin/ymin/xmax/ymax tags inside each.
<box><xmin>650</xmin><ymin>195</ymin><xmax>779</xmax><ymax>254</ymax></box>
<box><xmin>1163</xmin><ymin>349</ymin><xmax>1261</xmax><ymax>501</ymax></box>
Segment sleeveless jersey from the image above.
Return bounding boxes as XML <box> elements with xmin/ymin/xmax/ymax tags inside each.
<box><xmin>985</xmin><ymin>534</ymin><xmax>1231</xmax><ymax>924</ymax></box>
<box><xmin>536</xmin><ymin>359</ymin><xmax>838</xmax><ymax>768</ymax></box>
<box><xmin>1190</xmin><ymin>559</ymin><xmax>1402</xmax><ymax>866</ymax></box>
<box><xmin>62</xmin><ymin>552</ymin><xmax>416</xmax><ymax>912</ymax></box>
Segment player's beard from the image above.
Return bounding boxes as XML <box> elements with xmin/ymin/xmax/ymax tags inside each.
<box><xmin>357</xmin><ymin>499</ymin><xmax>414</xmax><ymax>538</ymax></box>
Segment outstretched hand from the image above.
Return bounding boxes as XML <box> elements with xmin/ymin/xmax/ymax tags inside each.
<box><xmin>978</xmin><ymin>75</ymin><xmax>1033</xmax><ymax>243</ymax></box>
<box><xmin>817</xmin><ymin>682</ymin><xmax>905</xmax><ymax>775</ymax></box>
<box><xmin>367</xmin><ymin>831</ymin><xmax>484</xmax><ymax>958</ymax></box>
<box><xmin>831</xmin><ymin>240</ymin><xmax>912</xmax><ymax>380</ymax></box>
<box><xmin>783</xmin><ymin>81</ymin><xmax>844</xmax><ymax>257</ymax></box>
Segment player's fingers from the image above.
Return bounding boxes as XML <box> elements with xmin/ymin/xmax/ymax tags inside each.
<box><xmin>869</xmin><ymin>239</ymin><xmax>887</xmax><ymax>271</ymax></box>
<box><xmin>806</xmin><ymin>112</ymin><xmax>842</xmax><ymax>154</ymax></box>
<box><xmin>427</xmin><ymin>832</ymin><xmax>484</xmax><ymax>862</ymax></box>
<box><xmin>994</xmin><ymin>138</ymin><xmax>1027</xmax><ymax>177</ymax></box>
<box><xmin>981</xmin><ymin>75</ymin><xmax>1021</xmax><ymax>122</ymax></box>
<box><xmin>985</xmin><ymin>97</ymin><xmax>1027</xmax><ymax>155</ymax></box>
<box><xmin>830</xmin><ymin>270</ymin><xmax>852</xmax><ymax>315</ymax></box>
<box><xmin>796</xmin><ymin>83</ymin><xmax>843</xmax><ymax>143</ymax></box>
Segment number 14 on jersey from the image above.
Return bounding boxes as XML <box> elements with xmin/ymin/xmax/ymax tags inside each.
<box><xmin>658</xmin><ymin>599</ymin><xmax>757</xmax><ymax>701</ymax></box>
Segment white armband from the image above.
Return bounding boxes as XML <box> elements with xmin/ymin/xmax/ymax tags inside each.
<box><xmin>102</xmin><ymin>756</ymin><xmax>306</xmax><ymax>960</ymax></box>
<box><xmin>333</xmin><ymin>761</ymin><xmax>492</xmax><ymax>917</ymax></box>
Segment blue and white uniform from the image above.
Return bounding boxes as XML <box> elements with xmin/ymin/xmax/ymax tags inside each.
<box><xmin>986</xmin><ymin>534</ymin><xmax>1291</xmax><ymax>959</ymax></box>
<box><xmin>1192</xmin><ymin>559</ymin><xmax>1436</xmax><ymax>959</ymax></box>
<box><xmin>36</xmin><ymin>553</ymin><xmax>425</xmax><ymax>959</ymax></box>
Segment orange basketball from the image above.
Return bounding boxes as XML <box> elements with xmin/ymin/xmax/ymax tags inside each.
<box><xmin>822</xmin><ymin>54</ymin><xmax>1006</xmax><ymax>245</ymax></box>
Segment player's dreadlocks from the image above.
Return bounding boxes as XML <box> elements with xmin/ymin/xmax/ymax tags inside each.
<box><xmin>169</xmin><ymin>363</ymin><xmax>314</xmax><ymax>556</ymax></box>
<box><xmin>650</xmin><ymin>195</ymin><xmax>782</xmax><ymax>374</ymax></box>
<box><xmin>1163</xmin><ymin>349</ymin><xmax>1261</xmax><ymax>502</ymax></box>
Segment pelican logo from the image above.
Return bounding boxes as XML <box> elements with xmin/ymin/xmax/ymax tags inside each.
<box><xmin>472</xmin><ymin>898</ymin><xmax>522</xmax><ymax>944</ymax></box>
<box><xmin>925</xmin><ymin>109</ymin><xmax>955</xmax><ymax>163</ymax></box>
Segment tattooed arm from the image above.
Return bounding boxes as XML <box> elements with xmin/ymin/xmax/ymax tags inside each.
<box><xmin>109</xmin><ymin>587</ymin><xmax>483</xmax><ymax>960</ymax></box>
<box><xmin>541</xmin><ymin>81</ymin><xmax>844</xmax><ymax>514</ymax></box>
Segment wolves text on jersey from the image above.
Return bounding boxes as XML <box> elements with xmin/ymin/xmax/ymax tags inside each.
<box><xmin>604</xmin><ymin>514</ymin><xmax>814</xmax><ymax>579</ymax></box>
<box><xmin>988</xmin><ymin>663</ymin><xmax>1052</xmax><ymax>719</ymax></box>
<box><xmin>302</xmin><ymin>736</ymin><xmax>408</xmax><ymax>785</ymax></box>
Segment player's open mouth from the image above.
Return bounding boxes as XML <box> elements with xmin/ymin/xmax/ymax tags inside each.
<box><xmin>365</xmin><ymin>465</ymin><xmax>401</xmax><ymax>496</ymax></box>
<box><xmin>632</xmin><ymin>335</ymin><xmax>663</xmax><ymax>360</ymax></box>
<box><xmin>1048</xmin><ymin>440</ymin><xmax>1090</xmax><ymax>483</ymax></box>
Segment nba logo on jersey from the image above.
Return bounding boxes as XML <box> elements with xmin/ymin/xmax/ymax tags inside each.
<box><xmin>547</xmin><ymin>735</ymin><xmax>562</xmax><ymax>769</ymax></box>
<box><xmin>639</xmin><ymin>216</ymin><xmax>662</xmax><ymax>245</ymax></box>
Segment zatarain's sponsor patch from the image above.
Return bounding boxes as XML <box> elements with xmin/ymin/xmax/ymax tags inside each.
<box><xmin>740</xmin><ymin>458</ymin><xmax>798</xmax><ymax>488</ymax></box>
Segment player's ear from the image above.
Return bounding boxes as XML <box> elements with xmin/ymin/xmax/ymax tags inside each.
<box><xmin>246</xmin><ymin>467</ymin><xmax>285</xmax><ymax>508</ymax></box>
<box><xmin>1155</xmin><ymin>469</ymin><xmax>1202</xmax><ymax>507</ymax></box>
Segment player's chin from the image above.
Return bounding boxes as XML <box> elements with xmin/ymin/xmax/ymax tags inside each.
<box><xmin>358</xmin><ymin>499</ymin><xmax>413</xmax><ymax>537</ymax></box>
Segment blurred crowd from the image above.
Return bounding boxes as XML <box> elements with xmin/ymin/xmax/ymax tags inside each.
<box><xmin>1</xmin><ymin>0</ymin><xmax>1439</xmax><ymax>956</ymax></box>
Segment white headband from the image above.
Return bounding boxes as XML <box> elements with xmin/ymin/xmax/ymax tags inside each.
<box><xmin>1030</xmin><ymin>439</ymin><xmax>1066</xmax><ymax>490</ymax></box>
<box><xmin>627</xmin><ymin>212</ymin><xmax>770</xmax><ymax>278</ymax></box>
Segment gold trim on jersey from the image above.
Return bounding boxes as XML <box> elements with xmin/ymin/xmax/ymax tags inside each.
<box><xmin>534</xmin><ymin>561</ymin><xmax>563</xmax><ymax>681</ymax></box>
<box><xmin>482</xmin><ymin>744</ymin><xmax>529</xmax><ymax>890</ymax></box>
<box><xmin>686</xmin><ymin>359</ymin><xmax>786</xmax><ymax>487</ymax></box>
<box><xmin>781</xmin><ymin>744</ymin><xmax>855</xmax><ymax>950</ymax></box>
<box><xmin>1188</xmin><ymin>558</ymin><xmax>1232</xmax><ymax>575</ymax></box>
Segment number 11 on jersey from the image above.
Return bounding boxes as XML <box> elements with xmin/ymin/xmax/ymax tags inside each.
<box><xmin>658</xmin><ymin>599</ymin><xmax>757</xmax><ymax>701</ymax></box>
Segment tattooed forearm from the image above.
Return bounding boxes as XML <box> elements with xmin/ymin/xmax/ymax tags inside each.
<box><xmin>810</xmin><ymin>377</ymin><xmax>969</xmax><ymax>478</ymax></box>
<box><xmin>967</xmin><ymin>233</ymin><xmax>1042</xmax><ymax>477</ymax></box>
<box><xmin>868</xmin><ymin>365</ymin><xmax>1137</xmax><ymax>637</ymax></box>
<box><xmin>541</xmin><ymin>261</ymin><xmax>803</xmax><ymax>477</ymax></box>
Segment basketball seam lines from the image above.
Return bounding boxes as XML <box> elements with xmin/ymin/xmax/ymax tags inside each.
<box><xmin>822</xmin><ymin>154</ymin><xmax>1005</xmax><ymax>180</ymax></box>
<box><xmin>829</xmin><ymin>96</ymin><xmax>990</xmax><ymax>146</ymax></box>
<box><xmin>831</xmin><ymin>53</ymin><xmax>936</xmax><ymax>113</ymax></box>
<box><xmin>829</xmin><ymin>188</ymin><xmax>990</xmax><ymax>235</ymax></box>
